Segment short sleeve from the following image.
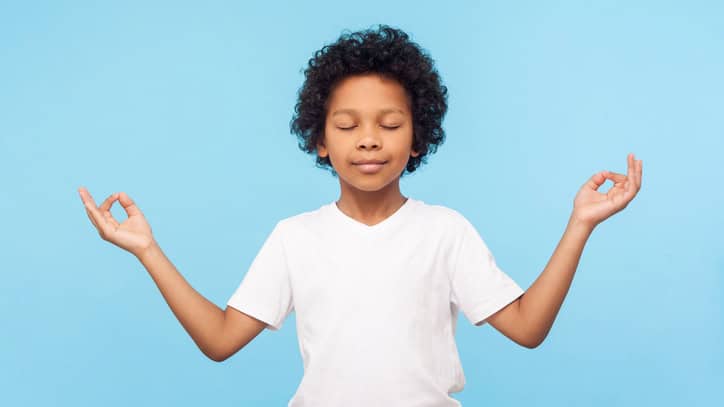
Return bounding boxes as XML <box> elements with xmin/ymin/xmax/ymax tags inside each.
<box><xmin>226</xmin><ymin>221</ymin><xmax>294</xmax><ymax>331</ymax></box>
<box><xmin>450</xmin><ymin>217</ymin><xmax>525</xmax><ymax>327</ymax></box>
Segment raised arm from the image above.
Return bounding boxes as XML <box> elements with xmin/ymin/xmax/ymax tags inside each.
<box><xmin>485</xmin><ymin>153</ymin><xmax>643</xmax><ymax>348</ymax></box>
<box><xmin>79</xmin><ymin>187</ymin><xmax>266</xmax><ymax>361</ymax></box>
<box><xmin>136</xmin><ymin>243</ymin><xmax>267</xmax><ymax>361</ymax></box>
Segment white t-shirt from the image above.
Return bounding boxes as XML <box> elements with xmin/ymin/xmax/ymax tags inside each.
<box><xmin>227</xmin><ymin>197</ymin><xmax>525</xmax><ymax>407</ymax></box>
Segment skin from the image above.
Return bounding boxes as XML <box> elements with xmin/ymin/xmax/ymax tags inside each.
<box><xmin>78</xmin><ymin>71</ymin><xmax>643</xmax><ymax>356</ymax></box>
<box><xmin>483</xmin><ymin>153</ymin><xmax>643</xmax><ymax>348</ymax></box>
<box><xmin>78</xmin><ymin>194</ymin><xmax>267</xmax><ymax>362</ymax></box>
<box><xmin>317</xmin><ymin>73</ymin><xmax>420</xmax><ymax>226</ymax></box>
<box><xmin>318</xmin><ymin>73</ymin><xmax>644</xmax><ymax>349</ymax></box>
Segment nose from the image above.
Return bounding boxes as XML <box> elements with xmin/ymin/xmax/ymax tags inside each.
<box><xmin>356</xmin><ymin>126</ymin><xmax>382</xmax><ymax>150</ymax></box>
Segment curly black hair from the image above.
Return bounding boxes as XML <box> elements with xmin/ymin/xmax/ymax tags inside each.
<box><xmin>290</xmin><ymin>24</ymin><xmax>448</xmax><ymax>178</ymax></box>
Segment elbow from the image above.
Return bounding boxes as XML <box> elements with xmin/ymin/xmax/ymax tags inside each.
<box><xmin>205</xmin><ymin>348</ymin><xmax>229</xmax><ymax>363</ymax></box>
<box><xmin>522</xmin><ymin>334</ymin><xmax>545</xmax><ymax>349</ymax></box>
<box><xmin>208</xmin><ymin>353</ymin><xmax>228</xmax><ymax>363</ymax></box>
<box><xmin>528</xmin><ymin>335</ymin><xmax>548</xmax><ymax>349</ymax></box>
<box><xmin>209</xmin><ymin>354</ymin><xmax>225</xmax><ymax>363</ymax></box>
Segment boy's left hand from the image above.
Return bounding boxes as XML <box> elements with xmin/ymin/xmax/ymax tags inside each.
<box><xmin>571</xmin><ymin>153</ymin><xmax>643</xmax><ymax>229</ymax></box>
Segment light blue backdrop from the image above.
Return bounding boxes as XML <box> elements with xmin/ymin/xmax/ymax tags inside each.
<box><xmin>1</xmin><ymin>1</ymin><xmax>721</xmax><ymax>406</ymax></box>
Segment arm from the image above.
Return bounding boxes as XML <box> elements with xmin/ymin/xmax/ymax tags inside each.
<box><xmin>137</xmin><ymin>243</ymin><xmax>267</xmax><ymax>362</ymax></box>
<box><xmin>485</xmin><ymin>218</ymin><xmax>592</xmax><ymax>348</ymax></box>
<box><xmin>79</xmin><ymin>187</ymin><xmax>266</xmax><ymax>362</ymax></box>
<box><xmin>485</xmin><ymin>153</ymin><xmax>643</xmax><ymax>348</ymax></box>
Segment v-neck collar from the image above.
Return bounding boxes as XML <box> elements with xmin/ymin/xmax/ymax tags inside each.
<box><xmin>330</xmin><ymin>197</ymin><xmax>415</xmax><ymax>233</ymax></box>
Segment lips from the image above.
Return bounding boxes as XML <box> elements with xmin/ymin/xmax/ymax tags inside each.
<box><xmin>354</xmin><ymin>161</ymin><xmax>387</xmax><ymax>174</ymax></box>
<box><xmin>353</xmin><ymin>160</ymin><xmax>387</xmax><ymax>165</ymax></box>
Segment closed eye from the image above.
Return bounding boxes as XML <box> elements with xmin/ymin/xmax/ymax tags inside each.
<box><xmin>336</xmin><ymin>125</ymin><xmax>400</xmax><ymax>131</ymax></box>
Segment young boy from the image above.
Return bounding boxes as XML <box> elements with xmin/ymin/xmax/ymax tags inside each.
<box><xmin>79</xmin><ymin>25</ymin><xmax>642</xmax><ymax>406</ymax></box>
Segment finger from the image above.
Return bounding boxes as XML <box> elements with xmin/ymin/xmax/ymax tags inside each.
<box><xmin>102</xmin><ymin>211</ymin><xmax>120</xmax><ymax>228</ymax></box>
<box><xmin>604</xmin><ymin>171</ymin><xmax>627</xmax><ymax>185</ymax></box>
<box><xmin>84</xmin><ymin>206</ymin><xmax>100</xmax><ymax>230</ymax></box>
<box><xmin>83</xmin><ymin>198</ymin><xmax>111</xmax><ymax>235</ymax></box>
<box><xmin>79</xmin><ymin>187</ymin><xmax>102</xmax><ymax>229</ymax></box>
<box><xmin>99</xmin><ymin>192</ymin><xmax>118</xmax><ymax>213</ymax></box>
<box><xmin>84</xmin><ymin>203</ymin><xmax>108</xmax><ymax>233</ymax></box>
<box><xmin>118</xmin><ymin>192</ymin><xmax>142</xmax><ymax>217</ymax></box>
<box><xmin>78</xmin><ymin>187</ymin><xmax>97</xmax><ymax>208</ymax></box>
<box><xmin>584</xmin><ymin>171</ymin><xmax>609</xmax><ymax>191</ymax></box>
<box><xmin>625</xmin><ymin>154</ymin><xmax>641</xmax><ymax>202</ymax></box>
<box><xmin>98</xmin><ymin>193</ymin><xmax>121</xmax><ymax>225</ymax></box>
<box><xmin>636</xmin><ymin>159</ymin><xmax>643</xmax><ymax>190</ymax></box>
<box><xmin>625</xmin><ymin>153</ymin><xmax>635</xmax><ymax>194</ymax></box>
<box><xmin>79</xmin><ymin>188</ymin><xmax>118</xmax><ymax>237</ymax></box>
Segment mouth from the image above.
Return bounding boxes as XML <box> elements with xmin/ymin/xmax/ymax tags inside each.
<box><xmin>353</xmin><ymin>161</ymin><xmax>387</xmax><ymax>174</ymax></box>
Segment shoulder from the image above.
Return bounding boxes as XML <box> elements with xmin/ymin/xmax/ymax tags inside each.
<box><xmin>413</xmin><ymin>199</ymin><xmax>472</xmax><ymax>230</ymax></box>
<box><xmin>409</xmin><ymin>199</ymin><xmax>478</xmax><ymax>246</ymax></box>
<box><xmin>269</xmin><ymin>202</ymin><xmax>330</xmax><ymax>237</ymax></box>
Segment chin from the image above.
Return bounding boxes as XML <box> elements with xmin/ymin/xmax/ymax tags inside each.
<box><xmin>347</xmin><ymin>175</ymin><xmax>399</xmax><ymax>192</ymax></box>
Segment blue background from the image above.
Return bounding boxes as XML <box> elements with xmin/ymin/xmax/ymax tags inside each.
<box><xmin>1</xmin><ymin>1</ymin><xmax>722</xmax><ymax>406</ymax></box>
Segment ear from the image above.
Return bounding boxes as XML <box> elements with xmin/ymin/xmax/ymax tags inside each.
<box><xmin>317</xmin><ymin>139</ymin><xmax>328</xmax><ymax>158</ymax></box>
<box><xmin>410</xmin><ymin>136</ymin><xmax>420</xmax><ymax>158</ymax></box>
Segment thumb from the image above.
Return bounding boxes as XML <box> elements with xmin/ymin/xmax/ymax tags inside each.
<box><xmin>117</xmin><ymin>192</ymin><xmax>143</xmax><ymax>217</ymax></box>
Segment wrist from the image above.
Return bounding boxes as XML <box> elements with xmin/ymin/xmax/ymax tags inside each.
<box><xmin>567</xmin><ymin>213</ymin><xmax>596</xmax><ymax>235</ymax></box>
<box><xmin>135</xmin><ymin>240</ymin><xmax>161</xmax><ymax>264</ymax></box>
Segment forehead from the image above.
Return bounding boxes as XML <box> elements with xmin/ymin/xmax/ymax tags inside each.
<box><xmin>326</xmin><ymin>74</ymin><xmax>410</xmax><ymax>113</ymax></box>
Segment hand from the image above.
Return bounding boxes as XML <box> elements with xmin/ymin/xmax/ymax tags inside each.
<box><xmin>571</xmin><ymin>153</ymin><xmax>643</xmax><ymax>229</ymax></box>
<box><xmin>79</xmin><ymin>187</ymin><xmax>157</xmax><ymax>257</ymax></box>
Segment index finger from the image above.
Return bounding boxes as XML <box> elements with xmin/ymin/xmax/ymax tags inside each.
<box><xmin>99</xmin><ymin>192</ymin><xmax>119</xmax><ymax>212</ymax></box>
<box><xmin>604</xmin><ymin>171</ymin><xmax>627</xmax><ymax>184</ymax></box>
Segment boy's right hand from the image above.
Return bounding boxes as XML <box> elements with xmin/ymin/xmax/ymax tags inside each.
<box><xmin>79</xmin><ymin>187</ymin><xmax>157</xmax><ymax>258</ymax></box>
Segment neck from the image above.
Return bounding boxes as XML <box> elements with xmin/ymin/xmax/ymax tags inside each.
<box><xmin>335</xmin><ymin>179</ymin><xmax>407</xmax><ymax>224</ymax></box>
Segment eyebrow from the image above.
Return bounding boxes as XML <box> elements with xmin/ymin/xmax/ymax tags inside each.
<box><xmin>332</xmin><ymin>108</ymin><xmax>405</xmax><ymax>116</ymax></box>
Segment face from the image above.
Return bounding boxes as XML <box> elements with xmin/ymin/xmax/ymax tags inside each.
<box><xmin>317</xmin><ymin>73</ymin><xmax>419</xmax><ymax>193</ymax></box>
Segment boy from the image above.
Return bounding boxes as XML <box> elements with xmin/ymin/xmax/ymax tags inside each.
<box><xmin>79</xmin><ymin>25</ymin><xmax>642</xmax><ymax>406</ymax></box>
